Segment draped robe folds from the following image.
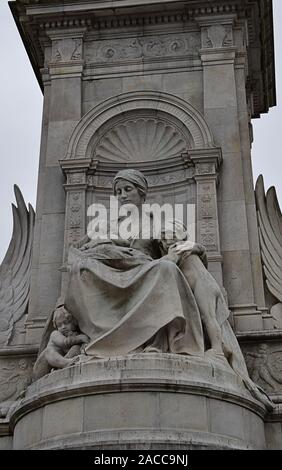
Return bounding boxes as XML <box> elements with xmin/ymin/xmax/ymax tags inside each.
<box><xmin>65</xmin><ymin>241</ymin><xmax>205</xmax><ymax>358</ymax></box>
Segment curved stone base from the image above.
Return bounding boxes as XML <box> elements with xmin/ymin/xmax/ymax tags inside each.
<box><xmin>11</xmin><ymin>354</ymin><xmax>267</xmax><ymax>449</ymax></box>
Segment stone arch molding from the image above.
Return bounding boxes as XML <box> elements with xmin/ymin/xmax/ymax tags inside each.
<box><xmin>65</xmin><ymin>91</ymin><xmax>216</xmax><ymax>161</ymax></box>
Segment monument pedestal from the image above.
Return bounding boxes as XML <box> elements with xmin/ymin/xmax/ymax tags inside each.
<box><xmin>11</xmin><ymin>354</ymin><xmax>266</xmax><ymax>450</ymax></box>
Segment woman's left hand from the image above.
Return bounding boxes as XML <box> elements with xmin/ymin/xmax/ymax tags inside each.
<box><xmin>162</xmin><ymin>250</ymin><xmax>180</xmax><ymax>264</ymax></box>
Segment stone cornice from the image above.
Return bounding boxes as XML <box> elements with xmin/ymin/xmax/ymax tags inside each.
<box><xmin>15</xmin><ymin>1</ymin><xmax>240</xmax><ymax>17</ymax></box>
<box><xmin>0</xmin><ymin>346</ymin><xmax>38</xmax><ymax>358</ymax></box>
<box><xmin>60</xmin><ymin>155</ymin><xmax>194</xmax><ymax>178</ymax></box>
<box><xmin>189</xmin><ymin>148</ymin><xmax>222</xmax><ymax>170</ymax></box>
<box><xmin>237</xmin><ymin>330</ymin><xmax>282</xmax><ymax>342</ymax></box>
<box><xmin>10</xmin><ymin>0</ymin><xmax>276</xmax><ymax>115</ymax></box>
<box><xmin>246</xmin><ymin>0</ymin><xmax>276</xmax><ymax>116</ymax></box>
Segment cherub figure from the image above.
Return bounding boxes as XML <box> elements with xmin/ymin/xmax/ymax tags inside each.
<box><xmin>32</xmin><ymin>305</ymin><xmax>89</xmax><ymax>381</ymax></box>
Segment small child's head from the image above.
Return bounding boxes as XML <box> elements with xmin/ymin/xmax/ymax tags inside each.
<box><xmin>160</xmin><ymin>219</ymin><xmax>188</xmax><ymax>252</ymax></box>
<box><xmin>53</xmin><ymin>306</ymin><xmax>78</xmax><ymax>336</ymax></box>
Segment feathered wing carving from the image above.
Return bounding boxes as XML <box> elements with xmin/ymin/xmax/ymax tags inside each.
<box><xmin>0</xmin><ymin>186</ymin><xmax>35</xmax><ymax>346</ymax></box>
<box><xmin>255</xmin><ymin>175</ymin><xmax>282</xmax><ymax>328</ymax></box>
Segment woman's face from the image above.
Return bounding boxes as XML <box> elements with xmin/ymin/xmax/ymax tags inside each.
<box><xmin>115</xmin><ymin>180</ymin><xmax>144</xmax><ymax>207</ymax></box>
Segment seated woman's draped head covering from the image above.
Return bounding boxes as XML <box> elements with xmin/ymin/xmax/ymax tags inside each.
<box><xmin>113</xmin><ymin>169</ymin><xmax>148</xmax><ymax>199</ymax></box>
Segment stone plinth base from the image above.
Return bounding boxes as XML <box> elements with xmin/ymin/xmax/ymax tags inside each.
<box><xmin>11</xmin><ymin>354</ymin><xmax>267</xmax><ymax>449</ymax></box>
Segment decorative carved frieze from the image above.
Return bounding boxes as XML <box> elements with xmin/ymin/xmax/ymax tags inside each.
<box><xmin>85</xmin><ymin>34</ymin><xmax>200</xmax><ymax>63</ymax></box>
<box><xmin>68</xmin><ymin>192</ymin><xmax>83</xmax><ymax>228</ymax></box>
<box><xmin>190</xmin><ymin>149</ymin><xmax>222</xmax><ymax>255</ymax></box>
<box><xmin>198</xmin><ymin>220</ymin><xmax>218</xmax><ymax>250</ymax></box>
<box><xmin>195</xmin><ymin>163</ymin><xmax>216</xmax><ymax>176</ymax></box>
<box><xmin>83</xmin><ymin>162</ymin><xmax>194</xmax><ymax>191</ymax></box>
<box><xmin>94</xmin><ymin>176</ymin><xmax>112</xmax><ymax>189</ymax></box>
<box><xmin>199</xmin><ymin>194</ymin><xmax>216</xmax><ymax>219</ymax></box>
<box><xmin>67</xmin><ymin>228</ymin><xmax>83</xmax><ymax>245</ymax></box>
<box><xmin>64</xmin><ymin>190</ymin><xmax>86</xmax><ymax>256</ymax></box>
<box><xmin>90</xmin><ymin>171</ymin><xmax>193</xmax><ymax>191</ymax></box>
<box><xmin>147</xmin><ymin>171</ymin><xmax>189</xmax><ymax>187</ymax></box>
<box><xmin>67</xmin><ymin>172</ymin><xmax>86</xmax><ymax>185</ymax></box>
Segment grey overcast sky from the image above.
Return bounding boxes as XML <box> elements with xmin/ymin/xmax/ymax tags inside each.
<box><xmin>0</xmin><ymin>0</ymin><xmax>281</xmax><ymax>263</ymax></box>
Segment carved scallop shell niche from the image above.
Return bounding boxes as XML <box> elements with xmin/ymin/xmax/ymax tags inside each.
<box><xmin>93</xmin><ymin>113</ymin><xmax>191</xmax><ymax>162</ymax></box>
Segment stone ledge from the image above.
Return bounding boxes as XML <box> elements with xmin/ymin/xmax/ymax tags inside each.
<box><xmin>27</xmin><ymin>429</ymin><xmax>255</xmax><ymax>451</ymax></box>
<box><xmin>11</xmin><ymin>354</ymin><xmax>268</xmax><ymax>449</ymax></box>
<box><xmin>237</xmin><ymin>330</ymin><xmax>282</xmax><ymax>342</ymax></box>
<box><xmin>11</xmin><ymin>353</ymin><xmax>266</xmax><ymax>427</ymax></box>
<box><xmin>0</xmin><ymin>346</ymin><xmax>38</xmax><ymax>357</ymax></box>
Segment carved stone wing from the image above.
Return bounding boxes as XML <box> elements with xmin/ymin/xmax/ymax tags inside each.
<box><xmin>255</xmin><ymin>175</ymin><xmax>282</xmax><ymax>302</ymax></box>
<box><xmin>0</xmin><ymin>186</ymin><xmax>35</xmax><ymax>346</ymax></box>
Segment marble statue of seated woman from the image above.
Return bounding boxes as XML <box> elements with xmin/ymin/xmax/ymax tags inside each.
<box><xmin>34</xmin><ymin>168</ymin><xmax>273</xmax><ymax>410</ymax></box>
<box><xmin>65</xmin><ymin>169</ymin><xmax>205</xmax><ymax>358</ymax></box>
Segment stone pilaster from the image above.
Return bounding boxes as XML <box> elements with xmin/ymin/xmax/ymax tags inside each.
<box><xmin>189</xmin><ymin>149</ymin><xmax>223</xmax><ymax>287</ymax></box>
<box><xmin>197</xmin><ymin>14</ymin><xmax>264</xmax><ymax>331</ymax></box>
<box><xmin>59</xmin><ymin>158</ymin><xmax>93</xmax><ymax>292</ymax></box>
<box><xmin>26</xmin><ymin>28</ymin><xmax>86</xmax><ymax>344</ymax></box>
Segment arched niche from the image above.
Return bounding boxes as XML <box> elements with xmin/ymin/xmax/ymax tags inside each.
<box><xmin>65</xmin><ymin>91</ymin><xmax>216</xmax><ymax>161</ymax></box>
<box><xmin>60</xmin><ymin>92</ymin><xmax>222</xmax><ymax>288</ymax></box>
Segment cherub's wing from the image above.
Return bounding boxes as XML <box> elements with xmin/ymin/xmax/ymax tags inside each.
<box><xmin>255</xmin><ymin>175</ymin><xmax>282</xmax><ymax>302</ymax></box>
<box><xmin>0</xmin><ymin>186</ymin><xmax>35</xmax><ymax>346</ymax></box>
